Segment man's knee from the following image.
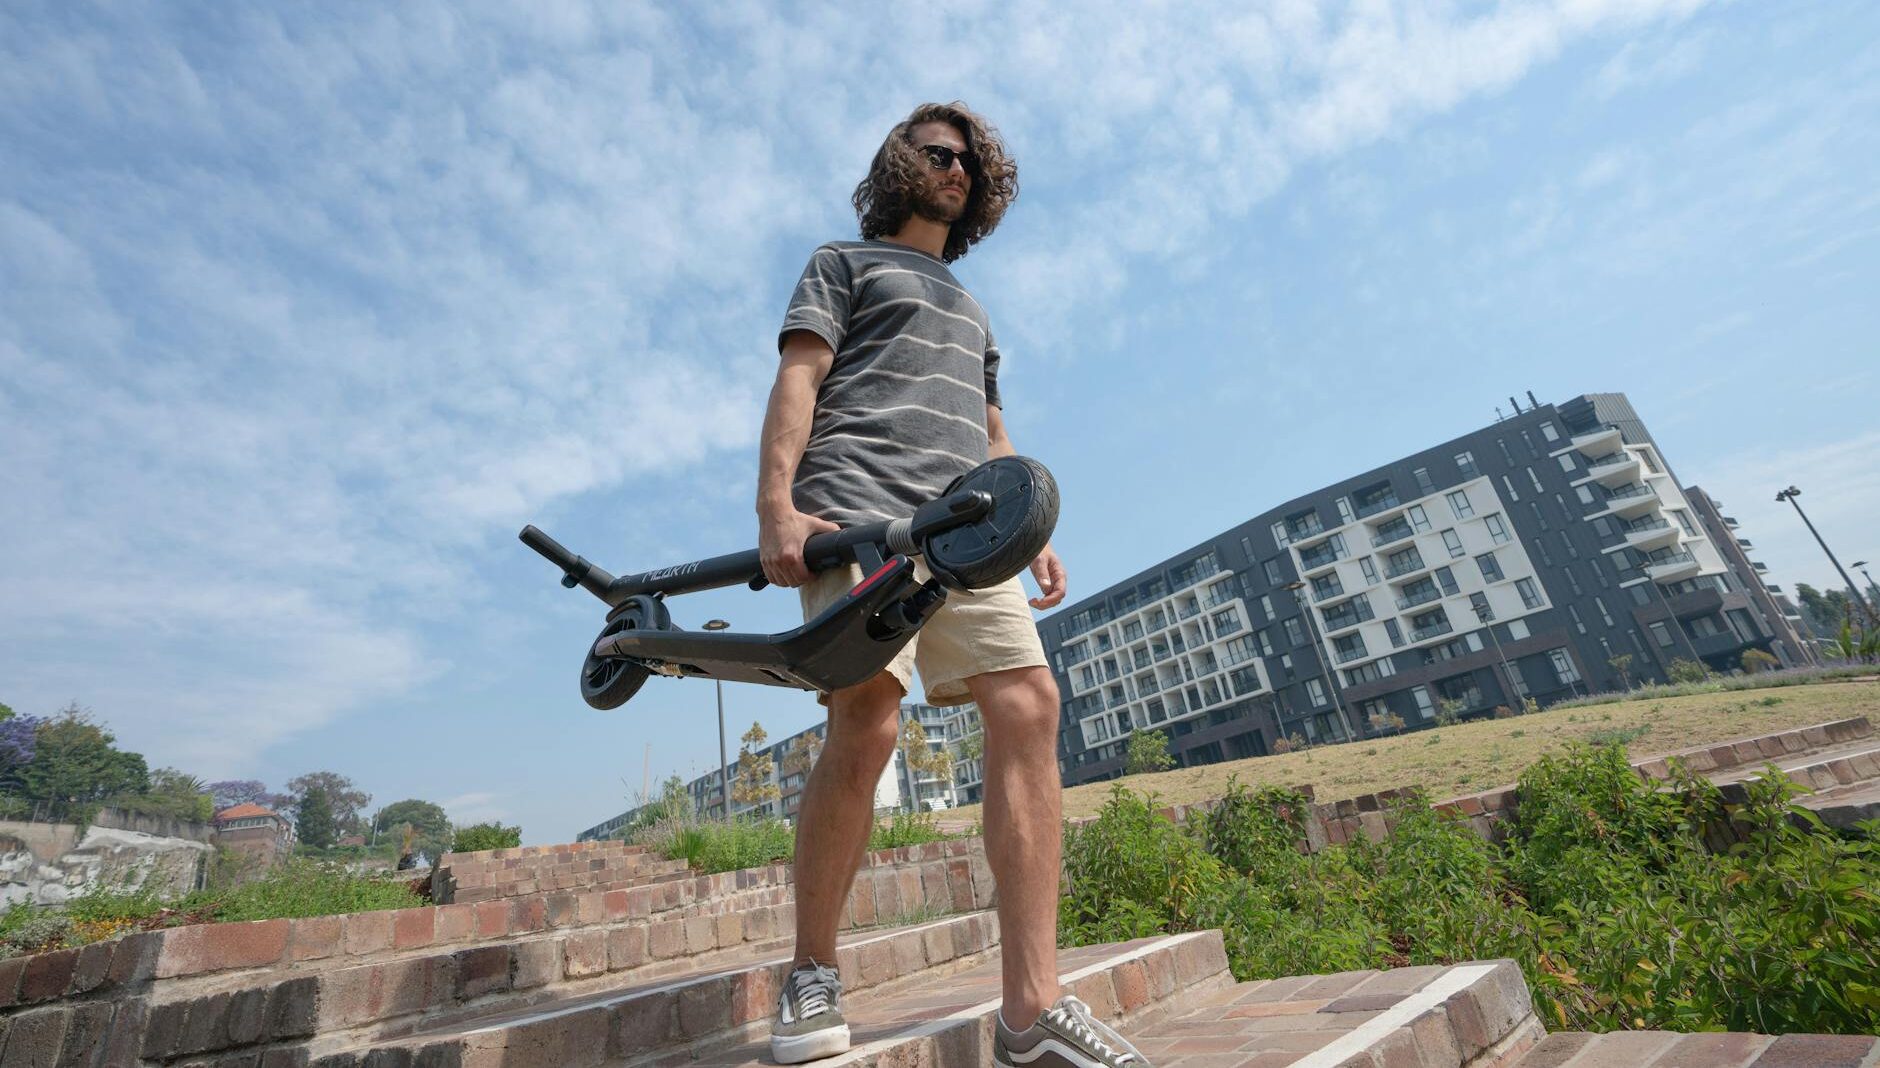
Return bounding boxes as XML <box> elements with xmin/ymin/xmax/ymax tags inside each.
<box><xmin>823</xmin><ymin>673</ymin><xmax>903</xmax><ymax>776</ymax></box>
<box><xmin>977</xmin><ymin>667</ymin><xmax>1060</xmax><ymax>743</ymax></box>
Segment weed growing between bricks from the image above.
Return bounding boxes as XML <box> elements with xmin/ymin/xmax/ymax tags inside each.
<box><xmin>632</xmin><ymin>807</ymin><xmax>952</xmax><ymax>874</ymax></box>
<box><xmin>1059</xmin><ymin>745</ymin><xmax>1880</xmax><ymax>1037</ymax></box>
<box><xmin>0</xmin><ymin>859</ymin><xmax>421</xmax><ymax>958</ymax></box>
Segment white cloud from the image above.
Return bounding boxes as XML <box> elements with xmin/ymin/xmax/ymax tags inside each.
<box><xmin>0</xmin><ymin>0</ymin><xmax>1721</xmax><ymax>774</ymax></box>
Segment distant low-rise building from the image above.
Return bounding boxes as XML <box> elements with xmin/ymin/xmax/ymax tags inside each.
<box><xmin>212</xmin><ymin>803</ymin><xmax>294</xmax><ymax>864</ymax></box>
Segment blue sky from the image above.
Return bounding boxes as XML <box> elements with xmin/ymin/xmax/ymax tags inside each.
<box><xmin>3</xmin><ymin>1</ymin><xmax>1875</xmax><ymax>844</ymax></box>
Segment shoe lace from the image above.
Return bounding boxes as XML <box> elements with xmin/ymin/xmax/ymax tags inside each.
<box><xmin>1046</xmin><ymin>996</ymin><xmax>1135</xmax><ymax>1067</ymax></box>
<box><xmin>791</xmin><ymin>963</ymin><xmax>840</xmax><ymax>1019</ymax></box>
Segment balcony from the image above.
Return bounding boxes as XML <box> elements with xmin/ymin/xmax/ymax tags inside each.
<box><xmin>1321</xmin><ymin>603</ymin><xmax>1373</xmax><ymax>633</ymax></box>
<box><xmin>1570</xmin><ymin>426</ymin><xmax>1623</xmax><ymax>457</ymax></box>
<box><xmin>1297</xmin><ymin>541</ymin><xmax>1344</xmax><ymax>572</ymax></box>
<box><xmin>1409</xmin><ymin>617</ymin><xmax>1455</xmax><ymax>643</ymax></box>
<box><xmin>1371</xmin><ymin>519</ymin><xmax>1415</xmax><ymax>548</ymax></box>
<box><xmin>1354</xmin><ymin>492</ymin><xmax>1403</xmax><ymax>520</ymax></box>
<box><xmin>1203</xmin><ymin>592</ymin><xmax>1236</xmax><ymax>609</ymax></box>
<box><xmin>1334</xmin><ymin>643</ymin><xmax>1371</xmax><ymax>665</ymax></box>
<box><xmin>1311</xmin><ymin>576</ymin><xmax>1347</xmax><ymax>602</ymax></box>
<box><xmin>1621</xmin><ymin>516</ymin><xmax>1679</xmax><ymax>552</ymax></box>
<box><xmin>1644</xmin><ymin>549</ymin><xmax>1700</xmax><ymax>583</ymax></box>
<box><xmin>1395</xmin><ymin>585</ymin><xmax>1442</xmax><ymax>612</ymax></box>
<box><xmin>1593</xmin><ymin>482</ymin><xmax>1662</xmax><ymax>520</ymax></box>
<box><xmin>1583</xmin><ymin>451</ymin><xmax>1643</xmax><ymax>488</ymax></box>
<box><xmin>1384</xmin><ymin>550</ymin><xmax>1428</xmax><ymax>581</ymax></box>
<box><xmin>1284</xmin><ymin>514</ymin><xmax>1326</xmax><ymax>541</ymax></box>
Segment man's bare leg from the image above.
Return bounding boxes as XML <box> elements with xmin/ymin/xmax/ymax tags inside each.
<box><xmin>791</xmin><ymin>670</ymin><xmax>904</xmax><ymax>967</ymax></box>
<box><xmin>966</xmin><ymin>665</ymin><xmax>1064</xmax><ymax>1027</ymax></box>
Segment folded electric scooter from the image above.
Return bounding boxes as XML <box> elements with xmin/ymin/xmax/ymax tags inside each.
<box><xmin>519</xmin><ymin>455</ymin><xmax>1058</xmax><ymax>709</ymax></box>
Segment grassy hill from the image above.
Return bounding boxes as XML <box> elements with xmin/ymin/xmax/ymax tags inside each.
<box><xmin>947</xmin><ymin>676</ymin><xmax>1879</xmax><ymax>824</ymax></box>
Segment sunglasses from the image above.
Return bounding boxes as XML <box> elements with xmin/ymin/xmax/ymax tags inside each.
<box><xmin>918</xmin><ymin>143</ymin><xmax>978</xmax><ymax>174</ymax></box>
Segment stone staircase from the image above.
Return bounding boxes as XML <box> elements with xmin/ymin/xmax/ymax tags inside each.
<box><xmin>3</xmin><ymin>715</ymin><xmax>1877</xmax><ymax>1066</ymax></box>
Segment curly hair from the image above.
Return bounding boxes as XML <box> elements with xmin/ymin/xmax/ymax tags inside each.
<box><xmin>852</xmin><ymin>102</ymin><xmax>1018</xmax><ymax>263</ymax></box>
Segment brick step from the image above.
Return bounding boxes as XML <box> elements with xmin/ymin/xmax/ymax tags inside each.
<box><xmin>1514</xmin><ymin>1030</ymin><xmax>1880</xmax><ymax>1067</ymax></box>
<box><xmin>446</xmin><ymin>859</ymin><xmax>696</xmax><ymax>905</ymax></box>
<box><xmin>1138</xmin><ymin>959</ymin><xmax>1543</xmax><ymax>1067</ymax></box>
<box><xmin>138</xmin><ymin>890</ymin><xmax>835</xmax><ymax>1063</ymax></box>
<box><xmin>312</xmin><ymin>910</ymin><xmax>1017</xmax><ymax>1067</ymax></box>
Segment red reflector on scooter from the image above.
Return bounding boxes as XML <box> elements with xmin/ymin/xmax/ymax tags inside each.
<box><xmin>849</xmin><ymin>558</ymin><xmax>902</xmax><ymax>596</ymax></box>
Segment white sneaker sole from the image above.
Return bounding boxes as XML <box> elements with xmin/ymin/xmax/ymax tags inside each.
<box><xmin>771</xmin><ymin>1023</ymin><xmax>852</xmax><ymax>1064</ymax></box>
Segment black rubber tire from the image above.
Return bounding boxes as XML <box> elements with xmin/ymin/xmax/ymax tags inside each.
<box><xmin>579</xmin><ymin>596</ymin><xmax>668</xmax><ymax>710</ymax></box>
<box><xmin>923</xmin><ymin>455</ymin><xmax>1059</xmax><ymax>590</ymax></box>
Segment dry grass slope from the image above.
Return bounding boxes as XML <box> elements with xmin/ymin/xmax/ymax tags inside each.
<box><xmin>947</xmin><ymin>678</ymin><xmax>1880</xmax><ymax>824</ymax></box>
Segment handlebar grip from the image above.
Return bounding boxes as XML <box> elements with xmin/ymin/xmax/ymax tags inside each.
<box><xmin>519</xmin><ymin>525</ymin><xmax>578</xmax><ymax>570</ymax></box>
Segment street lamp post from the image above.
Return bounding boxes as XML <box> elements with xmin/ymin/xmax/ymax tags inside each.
<box><xmin>1282</xmin><ymin>581</ymin><xmax>1357</xmax><ymax>742</ymax></box>
<box><xmin>704</xmin><ymin>619</ymin><xmax>733</xmax><ymax>819</ymax></box>
<box><xmin>1852</xmin><ymin>561</ymin><xmax>1879</xmax><ymax>619</ymax></box>
<box><xmin>1776</xmin><ymin>487</ymin><xmax>1879</xmax><ymax>628</ymax></box>
<box><xmin>1470</xmin><ymin>601</ymin><xmax>1524</xmax><ymax>710</ymax></box>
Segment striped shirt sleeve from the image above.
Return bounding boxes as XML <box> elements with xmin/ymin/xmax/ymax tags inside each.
<box><xmin>983</xmin><ymin>328</ymin><xmax>1003</xmax><ymax>409</ymax></box>
<box><xmin>778</xmin><ymin>245</ymin><xmax>851</xmax><ymax>354</ymax></box>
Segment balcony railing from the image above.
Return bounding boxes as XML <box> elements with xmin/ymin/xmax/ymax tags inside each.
<box><xmin>1585</xmin><ymin>452</ymin><xmax>1633</xmax><ymax>472</ymax></box>
<box><xmin>1621</xmin><ymin>516</ymin><xmax>1671</xmax><ymax>534</ymax></box>
<box><xmin>1371</xmin><ymin>523</ymin><xmax>1415</xmax><ymax>548</ymax></box>
<box><xmin>1605</xmin><ymin>483</ymin><xmax>1656</xmax><ymax>502</ymax></box>
<box><xmin>1298</xmin><ymin>542</ymin><xmax>1343</xmax><ymax>570</ymax></box>
<box><xmin>1646</xmin><ymin>549</ymin><xmax>1697</xmax><ymax>568</ymax></box>
<box><xmin>1334</xmin><ymin>644</ymin><xmax>1370</xmax><ymax>664</ymax></box>
<box><xmin>1311</xmin><ymin>577</ymin><xmax>1346</xmax><ymax>602</ymax></box>
<box><xmin>1322</xmin><ymin>611</ymin><xmax>1364</xmax><ymax>633</ymax></box>
<box><xmin>1410</xmin><ymin>618</ymin><xmax>1455</xmax><ymax>643</ymax></box>
<box><xmin>1203</xmin><ymin>592</ymin><xmax>1236</xmax><ymax>608</ymax></box>
<box><xmin>1177</xmin><ymin>602</ymin><xmax>1200</xmax><ymax>619</ymax></box>
<box><xmin>1137</xmin><ymin>677</ymin><xmax>1160</xmax><ymax>695</ymax></box>
<box><xmin>1354</xmin><ymin>492</ymin><xmax>1402</xmax><ymax>519</ymax></box>
<box><xmin>1395</xmin><ymin>586</ymin><xmax>1442</xmax><ymax>611</ymax></box>
<box><xmin>1384</xmin><ymin>551</ymin><xmax>1427</xmax><ymax>580</ymax></box>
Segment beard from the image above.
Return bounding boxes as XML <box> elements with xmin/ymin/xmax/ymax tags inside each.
<box><xmin>912</xmin><ymin>181</ymin><xmax>967</xmax><ymax>224</ymax></box>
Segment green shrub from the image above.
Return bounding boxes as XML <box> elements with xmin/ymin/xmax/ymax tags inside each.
<box><xmin>870</xmin><ymin>810</ymin><xmax>947</xmax><ymax>851</ymax></box>
<box><xmin>1124</xmin><ymin>728</ymin><xmax>1175</xmax><ymax>775</ymax></box>
<box><xmin>451</xmin><ymin>822</ymin><xmax>522</xmax><ymax>854</ymax></box>
<box><xmin>188</xmin><ymin>860</ymin><xmax>422</xmax><ymax>922</ymax></box>
<box><xmin>1060</xmin><ymin>786</ymin><xmax>1228</xmax><ymax>940</ymax></box>
<box><xmin>1666</xmin><ymin>658</ymin><xmax>1708</xmax><ymax>684</ymax></box>
<box><xmin>1740</xmin><ymin>649</ymin><xmax>1779</xmax><ymax>674</ymax></box>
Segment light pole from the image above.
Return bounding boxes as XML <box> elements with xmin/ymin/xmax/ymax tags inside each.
<box><xmin>1470</xmin><ymin>601</ymin><xmax>1524</xmax><ymax>709</ymax></box>
<box><xmin>704</xmin><ymin>619</ymin><xmax>733</xmax><ymax>819</ymax></box>
<box><xmin>1776</xmin><ymin>487</ymin><xmax>1879</xmax><ymax>628</ymax></box>
<box><xmin>1282</xmin><ymin>581</ymin><xmax>1356</xmax><ymax>742</ymax></box>
<box><xmin>1852</xmin><ymin>561</ymin><xmax>1880</xmax><ymax>619</ymax></box>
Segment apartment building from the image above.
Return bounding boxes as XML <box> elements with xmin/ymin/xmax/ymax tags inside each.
<box><xmin>1041</xmin><ymin>392</ymin><xmax>1792</xmax><ymax>788</ymax></box>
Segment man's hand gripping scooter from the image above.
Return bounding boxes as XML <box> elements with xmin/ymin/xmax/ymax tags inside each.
<box><xmin>519</xmin><ymin>456</ymin><xmax>1058</xmax><ymax>709</ymax></box>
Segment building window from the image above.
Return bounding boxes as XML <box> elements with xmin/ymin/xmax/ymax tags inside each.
<box><xmin>1559</xmin><ymin>530</ymin><xmax>1578</xmax><ymax>559</ymax></box>
<box><xmin>1595</xmin><ymin>597</ymin><xmax>1614</xmax><ymax>626</ymax></box>
<box><xmin>1264</xmin><ymin>559</ymin><xmax>1285</xmax><ymax>586</ymax></box>
<box><xmin>1540</xmin><ymin>422</ymin><xmax>1560</xmax><ymax>442</ymax></box>
<box><xmin>1639</xmin><ymin>448</ymin><xmax>1662</xmax><ymax>474</ymax></box>
<box><xmin>1446</xmin><ymin>490</ymin><xmax>1474</xmax><ymax>519</ymax></box>
<box><xmin>1411</xmin><ymin>686</ymin><xmax>1435</xmax><ymax>718</ymax></box>
<box><xmin>1476</xmin><ymin>552</ymin><xmax>1504</xmax><ymax>583</ymax></box>
<box><xmin>1497</xmin><ymin>438</ymin><xmax>1515</xmax><ymax>465</ymax></box>
<box><xmin>1270</xmin><ymin>522</ymin><xmax>1288</xmax><ymax>548</ymax></box>
<box><xmin>1284</xmin><ymin>617</ymin><xmax>1306</xmax><ymax>647</ymax></box>
<box><xmin>1360</xmin><ymin>557</ymin><xmax>1380</xmax><ymax>584</ymax></box>
<box><xmin>1549</xmin><ymin>648</ymin><xmax>1581</xmax><ymax>685</ymax></box>
<box><xmin>1442</xmin><ymin>529</ymin><xmax>1465</xmax><ymax>558</ymax></box>
<box><xmin>1384</xmin><ymin>619</ymin><xmax>1405</xmax><ymax>647</ymax></box>
<box><xmin>1300</xmin><ymin>677</ymin><xmax>1326</xmax><ymax>706</ymax></box>
<box><xmin>1408</xmin><ymin>504</ymin><xmax>1432</xmax><ymax>532</ymax></box>
<box><xmin>1533</xmin><ymin>538</ymin><xmax>1553</xmax><ymax>566</ymax></box>
<box><xmin>1506</xmin><ymin>660</ymin><xmax>1530</xmax><ymax>696</ymax></box>
<box><xmin>1502</xmin><ymin>475</ymin><xmax>1521</xmax><ymax>502</ymax></box>
<box><xmin>1567</xmin><ymin>605</ymin><xmax>1585</xmax><ymax>634</ymax></box>
<box><xmin>1485</xmin><ymin>513</ymin><xmax>1510</xmax><ymax>544</ymax></box>
<box><xmin>1672</xmin><ymin>509</ymin><xmax>1699</xmax><ymax>536</ymax></box>
<box><xmin>1517</xmin><ymin>578</ymin><xmax>1544</xmax><ymax>610</ymax></box>
<box><xmin>1650</xmin><ymin>621</ymin><xmax>1675</xmax><ymax>648</ymax></box>
<box><xmin>1529</xmin><ymin>502</ymin><xmax>1548</xmax><ymax>530</ymax></box>
<box><xmin>1528</xmin><ymin>466</ymin><xmax>1544</xmax><ymax>492</ymax></box>
<box><xmin>1211</xmin><ymin>607</ymin><xmax>1243</xmax><ymax>635</ymax></box>
<box><xmin>1414</xmin><ymin>467</ymin><xmax>1435</xmax><ymax>494</ymax></box>
<box><xmin>1592</xmin><ymin>516</ymin><xmax>1612</xmax><ymax>537</ymax></box>
<box><xmin>1456</xmin><ymin>451</ymin><xmax>1479</xmax><ymax>478</ymax></box>
<box><xmin>1558</xmin><ymin>453</ymin><xmax>1577</xmax><ymax>473</ymax></box>
<box><xmin>1565</xmin><ymin>565</ymin><xmax>1584</xmax><ymax>595</ymax></box>
<box><xmin>1260</xmin><ymin>594</ymin><xmax>1274</xmax><ymax>619</ymax></box>
<box><xmin>1435</xmin><ymin>566</ymin><xmax>1460</xmax><ymax>597</ymax></box>
<box><xmin>1508</xmin><ymin>619</ymin><xmax>1530</xmax><ymax>640</ymax></box>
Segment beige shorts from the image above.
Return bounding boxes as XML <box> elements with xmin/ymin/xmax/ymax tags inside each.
<box><xmin>799</xmin><ymin>561</ymin><xmax>1049</xmax><ymax>706</ymax></box>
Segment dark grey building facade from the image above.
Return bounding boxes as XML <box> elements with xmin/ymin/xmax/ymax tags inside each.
<box><xmin>1043</xmin><ymin>392</ymin><xmax>1790</xmax><ymax>787</ymax></box>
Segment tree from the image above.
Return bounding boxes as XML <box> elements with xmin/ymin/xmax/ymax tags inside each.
<box><xmin>130</xmin><ymin>768</ymin><xmax>214</xmax><ymax>822</ymax></box>
<box><xmin>371</xmin><ymin>799</ymin><xmax>452</xmax><ymax>860</ymax></box>
<box><xmin>1607</xmin><ymin>653</ymin><xmax>1635</xmax><ymax>692</ymax></box>
<box><xmin>209</xmin><ymin>779</ymin><xmax>292</xmax><ymax>814</ymax></box>
<box><xmin>1666</xmin><ymin>658</ymin><xmax>1707</xmax><ymax>685</ymax></box>
<box><xmin>286</xmin><ymin>771</ymin><xmax>371</xmax><ymax>835</ymax></box>
<box><xmin>780</xmin><ymin>733</ymin><xmax>824</xmax><ymax>779</ymax></box>
<box><xmin>1740</xmin><ymin>649</ymin><xmax>1779</xmax><ymax>674</ymax></box>
<box><xmin>898</xmin><ymin>715</ymin><xmax>953</xmax><ymax>791</ymax></box>
<box><xmin>1795</xmin><ymin>583</ymin><xmax>1855</xmax><ymax>639</ymax></box>
<box><xmin>3</xmin><ymin>704</ymin><xmax>149</xmax><ymax>820</ymax></box>
<box><xmin>733</xmin><ymin>722</ymin><xmax>780</xmax><ymax>809</ymax></box>
<box><xmin>296</xmin><ymin>785</ymin><xmax>339</xmax><ymax>850</ymax></box>
<box><xmin>1124</xmin><ymin>728</ymin><xmax>1175</xmax><ymax>776</ymax></box>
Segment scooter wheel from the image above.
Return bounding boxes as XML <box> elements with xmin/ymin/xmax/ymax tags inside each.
<box><xmin>922</xmin><ymin>455</ymin><xmax>1059</xmax><ymax>590</ymax></box>
<box><xmin>580</xmin><ymin>595</ymin><xmax>668</xmax><ymax>710</ymax></box>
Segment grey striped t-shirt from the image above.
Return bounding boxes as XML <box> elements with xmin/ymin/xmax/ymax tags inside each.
<box><xmin>778</xmin><ymin>240</ymin><xmax>1002</xmax><ymax>525</ymax></box>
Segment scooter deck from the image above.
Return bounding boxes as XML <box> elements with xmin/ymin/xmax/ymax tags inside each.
<box><xmin>591</xmin><ymin>556</ymin><xmax>946</xmax><ymax>694</ymax></box>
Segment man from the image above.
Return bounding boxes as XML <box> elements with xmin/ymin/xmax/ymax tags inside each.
<box><xmin>756</xmin><ymin>103</ymin><xmax>1150</xmax><ymax>1068</ymax></box>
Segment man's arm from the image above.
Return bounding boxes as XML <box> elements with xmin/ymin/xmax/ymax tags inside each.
<box><xmin>756</xmin><ymin>332</ymin><xmax>841</xmax><ymax>587</ymax></box>
<box><xmin>987</xmin><ymin>404</ymin><xmax>1067</xmax><ymax>609</ymax></box>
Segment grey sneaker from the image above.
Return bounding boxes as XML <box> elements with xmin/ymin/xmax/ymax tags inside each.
<box><xmin>770</xmin><ymin>960</ymin><xmax>850</xmax><ymax>1064</ymax></box>
<box><xmin>995</xmin><ymin>994</ymin><xmax>1151</xmax><ymax>1068</ymax></box>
